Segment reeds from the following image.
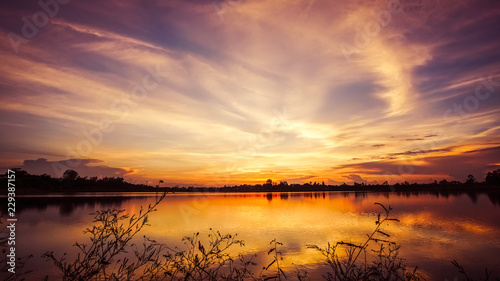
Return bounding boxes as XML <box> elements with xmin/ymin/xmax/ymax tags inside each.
<box><xmin>307</xmin><ymin>203</ymin><xmax>423</xmax><ymax>281</ymax></box>
<box><xmin>43</xmin><ymin>193</ymin><xmax>167</xmax><ymax>280</ymax></box>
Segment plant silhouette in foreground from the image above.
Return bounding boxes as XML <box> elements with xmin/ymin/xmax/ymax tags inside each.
<box><xmin>307</xmin><ymin>203</ymin><xmax>423</xmax><ymax>281</ymax></box>
<box><xmin>451</xmin><ymin>260</ymin><xmax>498</xmax><ymax>281</ymax></box>
<box><xmin>43</xmin><ymin>194</ymin><xmax>167</xmax><ymax>280</ymax></box>
<box><xmin>262</xmin><ymin>239</ymin><xmax>287</xmax><ymax>280</ymax></box>
<box><xmin>42</xmin><ymin>193</ymin><xmax>285</xmax><ymax>280</ymax></box>
<box><xmin>0</xmin><ymin>214</ymin><xmax>32</xmax><ymax>281</ymax></box>
<box><xmin>161</xmin><ymin>229</ymin><xmax>248</xmax><ymax>280</ymax></box>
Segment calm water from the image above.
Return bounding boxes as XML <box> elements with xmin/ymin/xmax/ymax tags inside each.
<box><xmin>2</xmin><ymin>191</ymin><xmax>500</xmax><ymax>280</ymax></box>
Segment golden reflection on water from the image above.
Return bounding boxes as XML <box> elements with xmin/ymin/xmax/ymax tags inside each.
<box><xmin>115</xmin><ymin>192</ymin><xmax>500</xmax><ymax>279</ymax></box>
<box><xmin>10</xmin><ymin>191</ymin><xmax>500</xmax><ymax>280</ymax></box>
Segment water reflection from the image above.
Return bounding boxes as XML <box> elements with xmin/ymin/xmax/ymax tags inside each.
<box><xmin>3</xmin><ymin>189</ymin><xmax>498</xmax><ymax>217</ymax></box>
<box><xmin>1</xmin><ymin>195</ymin><xmax>145</xmax><ymax>216</ymax></box>
<box><xmin>1</xmin><ymin>190</ymin><xmax>499</xmax><ymax>217</ymax></box>
<box><xmin>2</xmin><ymin>191</ymin><xmax>500</xmax><ymax>280</ymax></box>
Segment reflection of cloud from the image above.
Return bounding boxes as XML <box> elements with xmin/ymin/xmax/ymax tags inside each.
<box><xmin>399</xmin><ymin>212</ymin><xmax>494</xmax><ymax>234</ymax></box>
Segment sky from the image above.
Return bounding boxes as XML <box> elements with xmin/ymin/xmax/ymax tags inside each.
<box><xmin>1</xmin><ymin>0</ymin><xmax>500</xmax><ymax>186</ymax></box>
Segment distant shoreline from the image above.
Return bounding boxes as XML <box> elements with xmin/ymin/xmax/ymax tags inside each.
<box><xmin>2</xmin><ymin>169</ymin><xmax>499</xmax><ymax>196</ymax></box>
<box><xmin>2</xmin><ymin>185</ymin><xmax>500</xmax><ymax>217</ymax></box>
<box><xmin>5</xmin><ymin>183</ymin><xmax>500</xmax><ymax>197</ymax></box>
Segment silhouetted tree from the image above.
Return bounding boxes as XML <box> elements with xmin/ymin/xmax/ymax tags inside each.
<box><xmin>485</xmin><ymin>169</ymin><xmax>500</xmax><ymax>186</ymax></box>
<box><xmin>465</xmin><ymin>175</ymin><xmax>476</xmax><ymax>185</ymax></box>
<box><xmin>9</xmin><ymin>168</ymin><xmax>29</xmax><ymax>178</ymax></box>
<box><xmin>278</xmin><ymin>181</ymin><xmax>288</xmax><ymax>186</ymax></box>
<box><xmin>439</xmin><ymin>179</ymin><xmax>448</xmax><ymax>185</ymax></box>
<box><xmin>265</xmin><ymin>179</ymin><xmax>273</xmax><ymax>186</ymax></box>
<box><xmin>63</xmin><ymin>169</ymin><xmax>79</xmax><ymax>181</ymax></box>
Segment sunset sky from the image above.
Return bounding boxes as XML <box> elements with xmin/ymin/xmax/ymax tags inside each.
<box><xmin>1</xmin><ymin>0</ymin><xmax>499</xmax><ymax>186</ymax></box>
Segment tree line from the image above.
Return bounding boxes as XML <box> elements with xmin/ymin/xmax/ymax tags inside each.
<box><xmin>0</xmin><ymin>168</ymin><xmax>499</xmax><ymax>194</ymax></box>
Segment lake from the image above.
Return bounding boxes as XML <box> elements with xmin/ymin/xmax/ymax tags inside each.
<box><xmin>2</xmin><ymin>191</ymin><xmax>500</xmax><ymax>280</ymax></box>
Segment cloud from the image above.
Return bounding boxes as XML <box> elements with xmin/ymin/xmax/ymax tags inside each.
<box><xmin>388</xmin><ymin>147</ymin><xmax>455</xmax><ymax>157</ymax></box>
<box><xmin>0</xmin><ymin>0</ymin><xmax>499</xmax><ymax>185</ymax></box>
<box><xmin>342</xmin><ymin>174</ymin><xmax>378</xmax><ymax>185</ymax></box>
<box><xmin>327</xmin><ymin>178</ymin><xmax>345</xmax><ymax>186</ymax></box>
<box><xmin>335</xmin><ymin>145</ymin><xmax>500</xmax><ymax>183</ymax></box>
<box><xmin>280</xmin><ymin>175</ymin><xmax>317</xmax><ymax>185</ymax></box>
<box><xmin>21</xmin><ymin>158</ymin><xmax>134</xmax><ymax>178</ymax></box>
<box><xmin>343</xmin><ymin>174</ymin><xmax>367</xmax><ymax>183</ymax></box>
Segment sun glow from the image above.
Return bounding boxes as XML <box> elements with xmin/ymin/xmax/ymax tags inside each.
<box><xmin>1</xmin><ymin>0</ymin><xmax>499</xmax><ymax>185</ymax></box>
